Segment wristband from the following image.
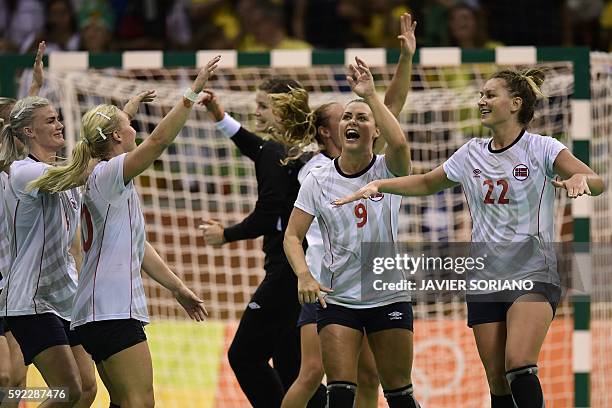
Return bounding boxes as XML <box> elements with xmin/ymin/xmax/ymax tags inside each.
<box><xmin>183</xmin><ymin>87</ymin><xmax>200</xmax><ymax>103</ymax></box>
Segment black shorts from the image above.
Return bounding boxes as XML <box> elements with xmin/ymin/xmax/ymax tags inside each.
<box><xmin>297</xmin><ymin>303</ymin><xmax>318</xmax><ymax>328</ymax></box>
<box><xmin>6</xmin><ymin>313</ymin><xmax>81</xmax><ymax>365</ymax></box>
<box><xmin>466</xmin><ymin>282</ymin><xmax>561</xmax><ymax>328</ymax></box>
<box><xmin>75</xmin><ymin>319</ymin><xmax>147</xmax><ymax>364</ymax></box>
<box><xmin>317</xmin><ymin>301</ymin><xmax>413</xmax><ymax>334</ymax></box>
<box><xmin>0</xmin><ymin>317</ymin><xmax>7</xmax><ymax>336</ymax></box>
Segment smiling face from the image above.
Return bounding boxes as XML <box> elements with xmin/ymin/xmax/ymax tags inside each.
<box><xmin>27</xmin><ymin>105</ymin><xmax>65</xmax><ymax>152</ymax></box>
<box><xmin>254</xmin><ymin>90</ymin><xmax>280</xmax><ymax>132</ymax></box>
<box><xmin>478</xmin><ymin>78</ymin><xmax>521</xmax><ymax>129</ymax></box>
<box><xmin>338</xmin><ymin>101</ymin><xmax>379</xmax><ymax>153</ymax></box>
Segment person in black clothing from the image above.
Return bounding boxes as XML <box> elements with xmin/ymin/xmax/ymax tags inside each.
<box><xmin>199</xmin><ymin>78</ymin><xmax>317</xmax><ymax>407</ymax></box>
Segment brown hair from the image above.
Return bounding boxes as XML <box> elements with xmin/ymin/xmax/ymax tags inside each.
<box><xmin>490</xmin><ymin>68</ymin><xmax>546</xmax><ymax>125</ymax></box>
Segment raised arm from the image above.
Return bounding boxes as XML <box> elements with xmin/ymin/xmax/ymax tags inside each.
<box><xmin>333</xmin><ymin>165</ymin><xmax>456</xmax><ymax>205</ymax></box>
<box><xmin>123</xmin><ymin>90</ymin><xmax>157</xmax><ymax>120</ymax></box>
<box><xmin>552</xmin><ymin>149</ymin><xmax>604</xmax><ymax>197</ymax></box>
<box><xmin>27</xmin><ymin>41</ymin><xmax>45</xmax><ymax>97</ymax></box>
<box><xmin>142</xmin><ymin>241</ymin><xmax>208</xmax><ymax>321</ymax></box>
<box><xmin>283</xmin><ymin>207</ymin><xmax>332</xmax><ymax>307</ymax></box>
<box><xmin>122</xmin><ymin>55</ymin><xmax>220</xmax><ymax>183</ymax></box>
<box><xmin>384</xmin><ymin>13</ymin><xmax>416</xmax><ymax>117</ymax></box>
<box><xmin>348</xmin><ymin>58</ymin><xmax>411</xmax><ymax>176</ymax></box>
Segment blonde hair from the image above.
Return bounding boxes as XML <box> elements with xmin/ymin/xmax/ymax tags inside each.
<box><xmin>490</xmin><ymin>68</ymin><xmax>546</xmax><ymax>125</ymax></box>
<box><xmin>0</xmin><ymin>96</ymin><xmax>49</xmax><ymax>169</ymax></box>
<box><xmin>267</xmin><ymin>87</ymin><xmax>316</xmax><ymax>165</ymax></box>
<box><xmin>27</xmin><ymin>104</ymin><xmax>121</xmax><ymax>192</ymax></box>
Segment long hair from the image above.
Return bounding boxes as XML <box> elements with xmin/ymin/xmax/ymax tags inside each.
<box><xmin>490</xmin><ymin>68</ymin><xmax>546</xmax><ymax>126</ymax></box>
<box><xmin>267</xmin><ymin>87</ymin><xmax>317</xmax><ymax>165</ymax></box>
<box><xmin>0</xmin><ymin>97</ymin><xmax>49</xmax><ymax>169</ymax></box>
<box><xmin>27</xmin><ymin>104</ymin><xmax>120</xmax><ymax>192</ymax></box>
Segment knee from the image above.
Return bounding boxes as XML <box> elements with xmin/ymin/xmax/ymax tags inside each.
<box><xmin>124</xmin><ymin>394</ymin><xmax>155</xmax><ymax>408</ymax></box>
<box><xmin>66</xmin><ymin>380</ymin><xmax>83</xmax><ymax>405</ymax></box>
<box><xmin>483</xmin><ymin>363</ymin><xmax>510</xmax><ymax>395</ymax></box>
<box><xmin>505</xmin><ymin>357</ymin><xmax>537</xmax><ymax>373</ymax></box>
<box><xmin>80</xmin><ymin>378</ymin><xmax>97</xmax><ymax>405</ymax></box>
<box><xmin>357</xmin><ymin>367</ymin><xmax>379</xmax><ymax>392</ymax></box>
<box><xmin>0</xmin><ymin>371</ymin><xmax>10</xmax><ymax>388</ymax></box>
<box><xmin>301</xmin><ymin>365</ymin><xmax>324</xmax><ymax>388</ymax></box>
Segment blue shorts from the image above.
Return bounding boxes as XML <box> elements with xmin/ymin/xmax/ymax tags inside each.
<box><xmin>466</xmin><ymin>282</ymin><xmax>561</xmax><ymax>328</ymax></box>
<box><xmin>297</xmin><ymin>303</ymin><xmax>318</xmax><ymax>328</ymax></box>
<box><xmin>6</xmin><ymin>313</ymin><xmax>81</xmax><ymax>365</ymax></box>
<box><xmin>75</xmin><ymin>319</ymin><xmax>147</xmax><ymax>364</ymax></box>
<box><xmin>317</xmin><ymin>301</ymin><xmax>413</xmax><ymax>334</ymax></box>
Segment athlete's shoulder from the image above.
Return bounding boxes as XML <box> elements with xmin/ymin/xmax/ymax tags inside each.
<box><xmin>299</xmin><ymin>152</ymin><xmax>332</xmax><ymax>182</ymax></box>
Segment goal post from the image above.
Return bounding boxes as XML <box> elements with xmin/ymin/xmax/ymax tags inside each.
<box><xmin>1</xmin><ymin>47</ymin><xmax>608</xmax><ymax>408</ymax></box>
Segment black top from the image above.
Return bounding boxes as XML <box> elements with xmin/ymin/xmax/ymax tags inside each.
<box><xmin>223</xmin><ymin>126</ymin><xmax>305</xmax><ymax>267</ymax></box>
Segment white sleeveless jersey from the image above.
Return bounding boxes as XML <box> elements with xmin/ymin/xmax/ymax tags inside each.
<box><xmin>0</xmin><ymin>173</ymin><xmax>10</xmax><ymax>290</ymax></box>
<box><xmin>0</xmin><ymin>157</ymin><xmax>79</xmax><ymax>319</ymax></box>
<box><xmin>71</xmin><ymin>153</ymin><xmax>148</xmax><ymax>328</ymax></box>
<box><xmin>442</xmin><ymin>130</ymin><xmax>567</xmax><ymax>288</ymax></box>
<box><xmin>295</xmin><ymin>155</ymin><xmax>409</xmax><ymax>308</ymax></box>
<box><xmin>297</xmin><ymin>152</ymin><xmax>332</xmax><ymax>283</ymax></box>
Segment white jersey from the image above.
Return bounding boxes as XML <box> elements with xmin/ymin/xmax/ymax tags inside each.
<box><xmin>443</xmin><ymin>130</ymin><xmax>567</xmax><ymax>288</ymax></box>
<box><xmin>0</xmin><ymin>157</ymin><xmax>80</xmax><ymax>319</ymax></box>
<box><xmin>295</xmin><ymin>155</ymin><xmax>408</xmax><ymax>308</ymax></box>
<box><xmin>0</xmin><ymin>173</ymin><xmax>10</xmax><ymax>290</ymax></box>
<box><xmin>71</xmin><ymin>154</ymin><xmax>148</xmax><ymax>328</ymax></box>
<box><xmin>298</xmin><ymin>152</ymin><xmax>333</xmax><ymax>283</ymax></box>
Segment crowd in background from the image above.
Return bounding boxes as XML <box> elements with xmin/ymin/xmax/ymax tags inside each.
<box><xmin>0</xmin><ymin>0</ymin><xmax>610</xmax><ymax>55</ymax></box>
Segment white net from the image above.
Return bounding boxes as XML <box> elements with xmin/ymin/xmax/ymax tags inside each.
<box><xmin>22</xmin><ymin>57</ymin><xmax>605</xmax><ymax>407</ymax></box>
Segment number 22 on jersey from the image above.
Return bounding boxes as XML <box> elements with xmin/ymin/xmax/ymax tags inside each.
<box><xmin>483</xmin><ymin>179</ymin><xmax>509</xmax><ymax>204</ymax></box>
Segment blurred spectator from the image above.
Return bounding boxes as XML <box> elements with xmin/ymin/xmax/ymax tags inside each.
<box><xmin>188</xmin><ymin>0</ymin><xmax>239</xmax><ymax>49</ymax></box>
<box><xmin>0</xmin><ymin>0</ymin><xmax>44</xmax><ymax>51</ymax></box>
<box><xmin>447</xmin><ymin>2</ymin><xmax>501</xmax><ymax>48</ymax></box>
<box><xmin>336</xmin><ymin>0</ymin><xmax>410</xmax><ymax>47</ymax></box>
<box><xmin>78</xmin><ymin>0</ymin><xmax>114</xmax><ymax>51</ymax></box>
<box><xmin>21</xmin><ymin>0</ymin><xmax>79</xmax><ymax>53</ymax></box>
<box><xmin>602</xmin><ymin>0</ymin><xmax>612</xmax><ymax>51</ymax></box>
<box><xmin>237</xmin><ymin>0</ymin><xmax>311</xmax><ymax>51</ymax></box>
<box><xmin>562</xmin><ymin>0</ymin><xmax>604</xmax><ymax>49</ymax></box>
<box><xmin>110</xmin><ymin>0</ymin><xmax>171</xmax><ymax>50</ymax></box>
<box><xmin>480</xmin><ymin>0</ymin><xmax>563</xmax><ymax>46</ymax></box>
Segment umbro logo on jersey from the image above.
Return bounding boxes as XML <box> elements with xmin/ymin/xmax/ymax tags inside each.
<box><xmin>473</xmin><ymin>169</ymin><xmax>482</xmax><ymax>178</ymax></box>
<box><xmin>388</xmin><ymin>311</ymin><xmax>403</xmax><ymax>320</ymax></box>
<box><xmin>369</xmin><ymin>193</ymin><xmax>384</xmax><ymax>202</ymax></box>
<box><xmin>248</xmin><ymin>302</ymin><xmax>261</xmax><ymax>310</ymax></box>
<box><xmin>513</xmin><ymin>164</ymin><xmax>529</xmax><ymax>181</ymax></box>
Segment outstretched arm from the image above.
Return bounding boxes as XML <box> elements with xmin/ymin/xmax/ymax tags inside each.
<box><xmin>348</xmin><ymin>58</ymin><xmax>411</xmax><ymax>176</ymax></box>
<box><xmin>122</xmin><ymin>55</ymin><xmax>221</xmax><ymax>183</ymax></box>
<box><xmin>284</xmin><ymin>208</ymin><xmax>332</xmax><ymax>307</ymax></box>
<box><xmin>552</xmin><ymin>149</ymin><xmax>604</xmax><ymax>197</ymax></box>
<box><xmin>142</xmin><ymin>241</ymin><xmax>208</xmax><ymax>321</ymax></box>
<box><xmin>27</xmin><ymin>41</ymin><xmax>45</xmax><ymax>97</ymax></box>
<box><xmin>333</xmin><ymin>165</ymin><xmax>456</xmax><ymax>205</ymax></box>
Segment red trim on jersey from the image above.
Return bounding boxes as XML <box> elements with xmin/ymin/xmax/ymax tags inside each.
<box><xmin>32</xmin><ymin>197</ymin><xmax>45</xmax><ymax>314</ymax></box>
<box><xmin>319</xmin><ymin>216</ymin><xmax>334</xmax><ymax>288</ymax></box>
<box><xmin>462</xmin><ymin>190</ymin><xmax>474</xmax><ymax>242</ymax></box>
<box><xmin>537</xmin><ymin>177</ymin><xmax>550</xmax><ymax>273</ymax></box>
<box><xmin>91</xmin><ymin>204</ymin><xmax>111</xmax><ymax>321</ymax></box>
<box><xmin>128</xmin><ymin>198</ymin><xmax>133</xmax><ymax>318</ymax></box>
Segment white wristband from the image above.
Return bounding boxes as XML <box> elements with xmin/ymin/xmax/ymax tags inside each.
<box><xmin>183</xmin><ymin>88</ymin><xmax>200</xmax><ymax>102</ymax></box>
<box><xmin>215</xmin><ymin>113</ymin><xmax>241</xmax><ymax>138</ymax></box>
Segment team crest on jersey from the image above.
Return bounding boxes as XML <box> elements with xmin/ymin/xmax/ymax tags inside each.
<box><xmin>513</xmin><ymin>164</ymin><xmax>529</xmax><ymax>181</ymax></box>
<box><xmin>472</xmin><ymin>169</ymin><xmax>481</xmax><ymax>178</ymax></box>
<box><xmin>369</xmin><ymin>193</ymin><xmax>384</xmax><ymax>202</ymax></box>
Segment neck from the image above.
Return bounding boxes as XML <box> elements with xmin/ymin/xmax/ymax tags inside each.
<box><xmin>490</xmin><ymin>121</ymin><xmax>524</xmax><ymax>150</ymax></box>
<box><xmin>322</xmin><ymin>139</ymin><xmax>341</xmax><ymax>159</ymax></box>
<box><xmin>338</xmin><ymin>149</ymin><xmax>373</xmax><ymax>174</ymax></box>
<box><xmin>29</xmin><ymin>145</ymin><xmax>57</xmax><ymax>164</ymax></box>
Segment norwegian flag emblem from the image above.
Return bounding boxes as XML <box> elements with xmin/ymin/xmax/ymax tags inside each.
<box><xmin>513</xmin><ymin>164</ymin><xmax>529</xmax><ymax>181</ymax></box>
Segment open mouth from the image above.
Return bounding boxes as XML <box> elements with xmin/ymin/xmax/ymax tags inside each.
<box><xmin>345</xmin><ymin>129</ymin><xmax>360</xmax><ymax>140</ymax></box>
<box><xmin>480</xmin><ymin>108</ymin><xmax>491</xmax><ymax>116</ymax></box>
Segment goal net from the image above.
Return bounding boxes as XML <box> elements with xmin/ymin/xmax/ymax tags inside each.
<box><xmin>17</xmin><ymin>51</ymin><xmax>608</xmax><ymax>407</ymax></box>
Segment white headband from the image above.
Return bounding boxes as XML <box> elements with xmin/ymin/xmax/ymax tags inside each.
<box><xmin>95</xmin><ymin>111</ymin><xmax>111</xmax><ymax>120</ymax></box>
<box><xmin>13</xmin><ymin>107</ymin><xmax>26</xmax><ymax>119</ymax></box>
<box><xmin>96</xmin><ymin>127</ymin><xmax>107</xmax><ymax>140</ymax></box>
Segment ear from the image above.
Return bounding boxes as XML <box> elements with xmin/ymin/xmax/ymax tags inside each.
<box><xmin>23</xmin><ymin>126</ymin><xmax>35</xmax><ymax>139</ymax></box>
<box><xmin>374</xmin><ymin>127</ymin><xmax>381</xmax><ymax>138</ymax></box>
<box><xmin>511</xmin><ymin>96</ymin><xmax>522</xmax><ymax>114</ymax></box>
<box><xmin>111</xmin><ymin>130</ymin><xmax>121</xmax><ymax>143</ymax></box>
<box><xmin>318</xmin><ymin>125</ymin><xmax>330</xmax><ymax>140</ymax></box>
